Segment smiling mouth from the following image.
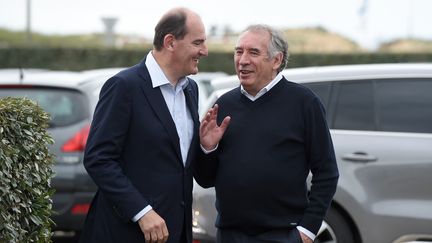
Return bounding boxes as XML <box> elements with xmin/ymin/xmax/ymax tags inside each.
<box><xmin>240</xmin><ymin>70</ymin><xmax>253</xmax><ymax>75</ymax></box>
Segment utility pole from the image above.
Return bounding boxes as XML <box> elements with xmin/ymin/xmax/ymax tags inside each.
<box><xmin>358</xmin><ymin>0</ymin><xmax>368</xmax><ymax>30</ymax></box>
<box><xmin>26</xmin><ymin>0</ymin><xmax>32</xmax><ymax>43</ymax></box>
<box><xmin>407</xmin><ymin>0</ymin><xmax>414</xmax><ymax>39</ymax></box>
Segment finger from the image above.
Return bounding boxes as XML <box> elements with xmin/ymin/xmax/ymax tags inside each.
<box><xmin>201</xmin><ymin>111</ymin><xmax>209</xmax><ymax>123</ymax></box>
<box><xmin>156</xmin><ymin>229</ymin><xmax>164</xmax><ymax>243</ymax></box>
<box><xmin>151</xmin><ymin>231</ymin><xmax>158</xmax><ymax>243</ymax></box>
<box><xmin>219</xmin><ymin>116</ymin><xmax>231</xmax><ymax>131</ymax></box>
<box><xmin>162</xmin><ymin>224</ymin><xmax>169</xmax><ymax>242</ymax></box>
<box><xmin>205</xmin><ymin>111</ymin><xmax>213</xmax><ymax>123</ymax></box>
<box><xmin>144</xmin><ymin>232</ymin><xmax>151</xmax><ymax>243</ymax></box>
<box><xmin>204</xmin><ymin>110</ymin><xmax>217</xmax><ymax>129</ymax></box>
<box><xmin>211</xmin><ymin>104</ymin><xmax>219</xmax><ymax>121</ymax></box>
<box><xmin>200</xmin><ymin>119</ymin><xmax>208</xmax><ymax>129</ymax></box>
<box><xmin>205</xmin><ymin>105</ymin><xmax>215</xmax><ymax>122</ymax></box>
<box><xmin>202</xmin><ymin>102</ymin><xmax>216</xmax><ymax>118</ymax></box>
<box><xmin>199</xmin><ymin>120</ymin><xmax>208</xmax><ymax>135</ymax></box>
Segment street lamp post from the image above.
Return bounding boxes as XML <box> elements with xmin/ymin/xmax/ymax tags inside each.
<box><xmin>26</xmin><ymin>0</ymin><xmax>32</xmax><ymax>43</ymax></box>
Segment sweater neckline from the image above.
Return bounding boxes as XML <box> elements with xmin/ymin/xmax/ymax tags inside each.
<box><xmin>239</xmin><ymin>78</ymin><xmax>286</xmax><ymax>105</ymax></box>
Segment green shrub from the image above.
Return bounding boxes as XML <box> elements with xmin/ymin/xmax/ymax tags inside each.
<box><xmin>0</xmin><ymin>97</ymin><xmax>55</xmax><ymax>243</ymax></box>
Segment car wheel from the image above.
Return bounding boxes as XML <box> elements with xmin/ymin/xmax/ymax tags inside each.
<box><xmin>315</xmin><ymin>206</ymin><xmax>356</xmax><ymax>243</ymax></box>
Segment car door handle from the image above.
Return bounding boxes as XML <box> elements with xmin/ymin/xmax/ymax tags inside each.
<box><xmin>341</xmin><ymin>152</ymin><xmax>377</xmax><ymax>163</ymax></box>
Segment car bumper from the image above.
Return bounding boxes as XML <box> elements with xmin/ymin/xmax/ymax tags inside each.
<box><xmin>51</xmin><ymin>191</ymin><xmax>95</xmax><ymax>231</ymax></box>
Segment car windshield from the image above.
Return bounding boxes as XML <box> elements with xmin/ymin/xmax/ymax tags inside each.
<box><xmin>0</xmin><ymin>87</ymin><xmax>88</xmax><ymax>127</ymax></box>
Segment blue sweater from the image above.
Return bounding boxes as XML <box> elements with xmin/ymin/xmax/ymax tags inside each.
<box><xmin>195</xmin><ymin>78</ymin><xmax>339</xmax><ymax>235</ymax></box>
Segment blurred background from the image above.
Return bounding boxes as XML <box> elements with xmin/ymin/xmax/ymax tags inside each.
<box><xmin>1</xmin><ymin>1</ymin><xmax>432</xmax><ymax>243</ymax></box>
<box><xmin>1</xmin><ymin>0</ymin><xmax>432</xmax><ymax>73</ymax></box>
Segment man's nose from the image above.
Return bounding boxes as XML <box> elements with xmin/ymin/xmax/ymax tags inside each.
<box><xmin>200</xmin><ymin>44</ymin><xmax>209</xmax><ymax>57</ymax></box>
<box><xmin>238</xmin><ymin>53</ymin><xmax>250</xmax><ymax>65</ymax></box>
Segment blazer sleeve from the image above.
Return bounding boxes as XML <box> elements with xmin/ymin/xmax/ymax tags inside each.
<box><xmin>84</xmin><ymin>76</ymin><xmax>149</xmax><ymax>221</ymax></box>
<box><xmin>193</xmin><ymin>148</ymin><xmax>219</xmax><ymax>188</ymax></box>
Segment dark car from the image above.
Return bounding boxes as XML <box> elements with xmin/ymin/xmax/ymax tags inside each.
<box><xmin>0</xmin><ymin>68</ymin><xmax>123</xmax><ymax>239</ymax></box>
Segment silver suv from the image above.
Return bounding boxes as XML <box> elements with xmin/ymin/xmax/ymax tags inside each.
<box><xmin>192</xmin><ymin>63</ymin><xmax>432</xmax><ymax>243</ymax></box>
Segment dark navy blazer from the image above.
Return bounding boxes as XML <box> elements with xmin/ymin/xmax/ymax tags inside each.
<box><xmin>80</xmin><ymin>58</ymin><xmax>200</xmax><ymax>243</ymax></box>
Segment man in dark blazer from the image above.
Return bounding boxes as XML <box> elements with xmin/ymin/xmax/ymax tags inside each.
<box><xmin>80</xmin><ymin>7</ymin><xmax>208</xmax><ymax>243</ymax></box>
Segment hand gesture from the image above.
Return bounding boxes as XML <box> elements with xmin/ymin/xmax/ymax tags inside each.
<box><xmin>200</xmin><ymin>104</ymin><xmax>231</xmax><ymax>150</ymax></box>
<box><xmin>138</xmin><ymin>209</ymin><xmax>169</xmax><ymax>243</ymax></box>
<box><xmin>299</xmin><ymin>231</ymin><xmax>313</xmax><ymax>243</ymax></box>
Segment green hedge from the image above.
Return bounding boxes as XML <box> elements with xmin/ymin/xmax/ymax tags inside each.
<box><xmin>1</xmin><ymin>47</ymin><xmax>432</xmax><ymax>74</ymax></box>
<box><xmin>0</xmin><ymin>97</ymin><xmax>55</xmax><ymax>243</ymax></box>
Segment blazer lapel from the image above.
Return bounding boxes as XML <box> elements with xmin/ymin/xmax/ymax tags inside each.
<box><xmin>183</xmin><ymin>80</ymin><xmax>200</xmax><ymax>168</ymax></box>
<box><xmin>137</xmin><ymin>61</ymin><xmax>183</xmax><ymax>163</ymax></box>
<box><xmin>184</xmin><ymin>83</ymin><xmax>199</xmax><ymax>127</ymax></box>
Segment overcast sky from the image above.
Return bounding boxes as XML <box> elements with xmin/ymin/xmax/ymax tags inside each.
<box><xmin>1</xmin><ymin>0</ymin><xmax>432</xmax><ymax>49</ymax></box>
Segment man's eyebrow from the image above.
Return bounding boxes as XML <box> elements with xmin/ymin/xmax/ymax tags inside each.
<box><xmin>235</xmin><ymin>47</ymin><xmax>260</xmax><ymax>52</ymax></box>
<box><xmin>249</xmin><ymin>48</ymin><xmax>261</xmax><ymax>53</ymax></box>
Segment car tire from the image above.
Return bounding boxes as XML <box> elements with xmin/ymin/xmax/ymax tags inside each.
<box><xmin>315</xmin><ymin>206</ymin><xmax>356</xmax><ymax>243</ymax></box>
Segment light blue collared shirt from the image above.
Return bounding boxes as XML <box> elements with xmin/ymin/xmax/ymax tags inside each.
<box><xmin>132</xmin><ymin>51</ymin><xmax>194</xmax><ymax>222</ymax></box>
<box><xmin>146</xmin><ymin>52</ymin><xmax>193</xmax><ymax>164</ymax></box>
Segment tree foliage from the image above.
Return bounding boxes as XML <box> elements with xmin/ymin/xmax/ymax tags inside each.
<box><xmin>0</xmin><ymin>97</ymin><xmax>55</xmax><ymax>243</ymax></box>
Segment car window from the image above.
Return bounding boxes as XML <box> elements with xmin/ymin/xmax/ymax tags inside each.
<box><xmin>375</xmin><ymin>78</ymin><xmax>432</xmax><ymax>133</ymax></box>
<box><xmin>0</xmin><ymin>88</ymin><xmax>88</xmax><ymax>127</ymax></box>
<box><xmin>302</xmin><ymin>82</ymin><xmax>332</xmax><ymax>124</ymax></box>
<box><xmin>302</xmin><ymin>82</ymin><xmax>331</xmax><ymax>110</ymax></box>
<box><xmin>333</xmin><ymin>81</ymin><xmax>375</xmax><ymax>131</ymax></box>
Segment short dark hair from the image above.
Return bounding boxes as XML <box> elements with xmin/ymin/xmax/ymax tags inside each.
<box><xmin>153</xmin><ymin>9</ymin><xmax>188</xmax><ymax>51</ymax></box>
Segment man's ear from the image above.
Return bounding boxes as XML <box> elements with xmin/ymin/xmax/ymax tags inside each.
<box><xmin>163</xmin><ymin>34</ymin><xmax>175</xmax><ymax>50</ymax></box>
<box><xmin>273</xmin><ymin>52</ymin><xmax>283</xmax><ymax>71</ymax></box>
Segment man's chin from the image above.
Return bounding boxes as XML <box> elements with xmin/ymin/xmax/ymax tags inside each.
<box><xmin>239</xmin><ymin>76</ymin><xmax>252</xmax><ymax>84</ymax></box>
<box><xmin>190</xmin><ymin>67</ymin><xmax>199</xmax><ymax>75</ymax></box>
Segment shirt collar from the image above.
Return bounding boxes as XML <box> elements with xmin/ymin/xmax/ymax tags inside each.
<box><xmin>145</xmin><ymin>51</ymin><xmax>189</xmax><ymax>89</ymax></box>
<box><xmin>241</xmin><ymin>72</ymin><xmax>283</xmax><ymax>100</ymax></box>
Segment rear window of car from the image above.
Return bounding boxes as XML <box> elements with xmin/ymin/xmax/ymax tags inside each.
<box><xmin>333</xmin><ymin>80</ymin><xmax>376</xmax><ymax>131</ymax></box>
<box><xmin>0</xmin><ymin>87</ymin><xmax>89</xmax><ymax>127</ymax></box>
<box><xmin>305</xmin><ymin>78</ymin><xmax>432</xmax><ymax>134</ymax></box>
<box><xmin>375</xmin><ymin>78</ymin><xmax>432</xmax><ymax>133</ymax></box>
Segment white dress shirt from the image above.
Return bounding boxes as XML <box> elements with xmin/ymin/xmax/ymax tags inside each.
<box><xmin>132</xmin><ymin>51</ymin><xmax>193</xmax><ymax>222</ymax></box>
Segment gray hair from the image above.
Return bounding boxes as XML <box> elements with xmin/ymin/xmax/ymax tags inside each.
<box><xmin>244</xmin><ymin>24</ymin><xmax>289</xmax><ymax>73</ymax></box>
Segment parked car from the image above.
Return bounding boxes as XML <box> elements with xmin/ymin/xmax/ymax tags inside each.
<box><xmin>192</xmin><ymin>63</ymin><xmax>432</xmax><ymax>243</ymax></box>
<box><xmin>0</xmin><ymin>68</ymin><xmax>227</xmax><ymax>240</ymax></box>
<box><xmin>188</xmin><ymin>71</ymin><xmax>228</xmax><ymax>113</ymax></box>
<box><xmin>0</xmin><ymin>68</ymin><xmax>124</xmax><ymax>239</ymax></box>
<box><xmin>85</xmin><ymin>70</ymin><xmax>228</xmax><ymax>119</ymax></box>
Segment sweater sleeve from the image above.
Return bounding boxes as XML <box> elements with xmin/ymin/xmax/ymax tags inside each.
<box><xmin>193</xmin><ymin>148</ymin><xmax>219</xmax><ymax>188</ymax></box>
<box><xmin>299</xmin><ymin>96</ymin><xmax>339</xmax><ymax>234</ymax></box>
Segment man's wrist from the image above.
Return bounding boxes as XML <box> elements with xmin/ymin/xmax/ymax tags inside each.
<box><xmin>296</xmin><ymin>226</ymin><xmax>315</xmax><ymax>241</ymax></box>
<box><xmin>200</xmin><ymin>144</ymin><xmax>218</xmax><ymax>154</ymax></box>
<box><xmin>132</xmin><ymin>205</ymin><xmax>152</xmax><ymax>222</ymax></box>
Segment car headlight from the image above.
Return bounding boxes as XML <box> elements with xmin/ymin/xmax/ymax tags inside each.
<box><xmin>192</xmin><ymin>209</ymin><xmax>207</xmax><ymax>234</ymax></box>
